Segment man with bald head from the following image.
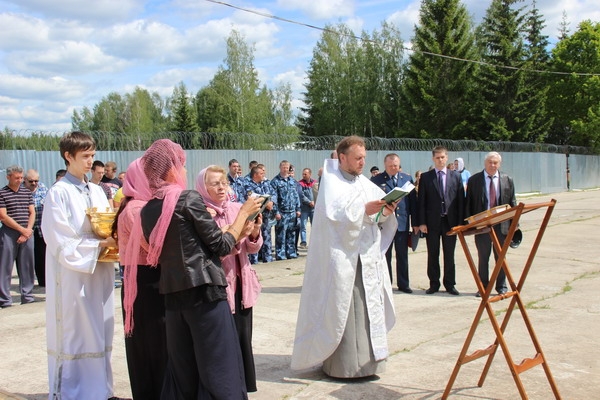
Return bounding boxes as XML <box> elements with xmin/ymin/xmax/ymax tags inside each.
<box><xmin>24</xmin><ymin>169</ymin><xmax>49</xmax><ymax>287</ymax></box>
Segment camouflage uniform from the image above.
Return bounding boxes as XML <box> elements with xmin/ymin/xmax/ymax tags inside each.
<box><xmin>243</xmin><ymin>177</ymin><xmax>276</xmax><ymax>263</ymax></box>
<box><xmin>270</xmin><ymin>174</ymin><xmax>301</xmax><ymax>260</ymax></box>
<box><xmin>227</xmin><ymin>173</ymin><xmax>246</xmax><ymax>203</ymax></box>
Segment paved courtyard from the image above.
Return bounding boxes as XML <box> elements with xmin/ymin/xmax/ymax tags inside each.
<box><xmin>1</xmin><ymin>189</ymin><xmax>599</xmax><ymax>399</ymax></box>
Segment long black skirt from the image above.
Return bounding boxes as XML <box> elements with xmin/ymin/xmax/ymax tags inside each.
<box><xmin>121</xmin><ymin>265</ymin><xmax>168</xmax><ymax>400</ymax></box>
<box><xmin>234</xmin><ymin>277</ymin><xmax>257</xmax><ymax>392</ymax></box>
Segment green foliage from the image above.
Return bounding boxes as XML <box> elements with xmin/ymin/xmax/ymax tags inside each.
<box><xmin>547</xmin><ymin>20</ymin><xmax>600</xmax><ymax>148</ymax></box>
<box><xmin>298</xmin><ymin>22</ymin><xmax>404</xmax><ymax>138</ymax></box>
<box><xmin>195</xmin><ymin>30</ymin><xmax>298</xmax><ymax>148</ymax></box>
<box><xmin>472</xmin><ymin>0</ymin><xmax>550</xmax><ymax>142</ymax></box>
<box><xmin>399</xmin><ymin>0</ymin><xmax>479</xmax><ymax>139</ymax></box>
<box><xmin>169</xmin><ymin>82</ymin><xmax>199</xmax><ymax>149</ymax></box>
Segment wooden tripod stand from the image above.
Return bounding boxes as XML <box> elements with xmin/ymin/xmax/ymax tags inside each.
<box><xmin>442</xmin><ymin>200</ymin><xmax>562</xmax><ymax>399</ymax></box>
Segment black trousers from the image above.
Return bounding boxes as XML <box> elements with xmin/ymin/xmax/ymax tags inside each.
<box><xmin>475</xmin><ymin>226</ymin><xmax>508</xmax><ymax>292</ymax></box>
<box><xmin>425</xmin><ymin>216</ymin><xmax>457</xmax><ymax>290</ymax></box>
<box><xmin>234</xmin><ymin>277</ymin><xmax>256</xmax><ymax>392</ymax></box>
<box><xmin>33</xmin><ymin>228</ymin><xmax>46</xmax><ymax>287</ymax></box>
<box><xmin>385</xmin><ymin>230</ymin><xmax>410</xmax><ymax>290</ymax></box>
<box><xmin>161</xmin><ymin>299</ymin><xmax>247</xmax><ymax>400</ymax></box>
<box><xmin>122</xmin><ymin>266</ymin><xmax>167</xmax><ymax>400</ymax></box>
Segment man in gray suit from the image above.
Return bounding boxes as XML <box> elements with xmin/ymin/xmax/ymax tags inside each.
<box><xmin>371</xmin><ymin>153</ymin><xmax>418</xmax><ymax>293</ymax></box>
<box><xmin>465</xmin><ymin>151</ymin><xmax>517</xmax><ymax>296</ymax></box>
<box><xmin>417</xmin><ymin>146</ymin><xmax>464</xmax><ymax>295</ymax></box>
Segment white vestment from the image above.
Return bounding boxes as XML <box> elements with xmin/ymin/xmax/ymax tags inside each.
<box><xmin>291</xmin><ymin>159</ymin><xmax>397</xmax><ymax>371</ymax></box>
<box><xmin>41</xmin><ymin>179</ymin><xmax>115</xmax><ymax>400</ymax></box>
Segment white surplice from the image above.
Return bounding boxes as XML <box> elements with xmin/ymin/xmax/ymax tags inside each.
<box><xmin>291</xmin><ymin>159</ymin><xmax>397</xmax><ymax>371</ymax></box>
<box><xmin>41</xmin><ymin>179</ymin><xmax>115</xmax><ymax>400</ymax></box>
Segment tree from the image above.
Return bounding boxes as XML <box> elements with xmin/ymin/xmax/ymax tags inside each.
<box><xmin>515</xmin><ymin>0</ymin><xmax>552</xmax><ymax>142</ymax></box>
<box><xmin>547</xmin><ymin>20</ymin><xmax>600</xmax><ymax>148</ymax></box>
<box><xmin>298</xmin><ymin>22</ymin><xmax>404</xmax><ymax>137</ymax></box>
<box><xmin>121</xmin><ymin>87</ymin><xmax>166</xmax><ymax>149</ymax></box>
<box><xmin>195</xmin><ymin>30</ymin><xmax>293</xmax><ymax>143</ymax></box>
<box><xmin>71</xmin><ymin>106</ymin><xmax>94</xmax><ymax>132</ymax></box>
<box><xmin>399</xmin><ymin>0</ymin><xmax>478</xmax><ymax>139</ymax></box>
<box><xmin>473</xmin><ymin>0</ymin><xmax>544</xmax><ymax>141</ymax></box>
<box><xmin>168</xmin><ymin>81</ymin><xmax>198</xmax><ymax>149</ymax></box>
<box><xmin>297</xmin><ymin>24</ymin><xmax>357</xmax><ymax>136</ymax></box>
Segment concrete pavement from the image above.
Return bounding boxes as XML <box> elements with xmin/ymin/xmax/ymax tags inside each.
<box><xmin>1</xmin><ymin>189</ymin><xmax>599</xmax><ymax>399</ymax></box>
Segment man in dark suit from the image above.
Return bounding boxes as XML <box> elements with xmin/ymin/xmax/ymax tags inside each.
<box><xmin>465</xmin><ymin>151</ymin><xmax>516</xmax><ymax>296</ymax></box>
<box><xmin>371</xmin><ymin>153</ymin><xmax>418</xmax><ymax>293</ymax></box>
<box><xmin>417</xmin><ymin>146</ymin><xmax>464</xmax><ymax>295</ymax></box>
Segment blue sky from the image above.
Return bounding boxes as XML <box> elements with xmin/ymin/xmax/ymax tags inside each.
<box><xmin>1</xmin><ymin>0</ymin><xmax>598</xmax><ymax>132</ymax></box>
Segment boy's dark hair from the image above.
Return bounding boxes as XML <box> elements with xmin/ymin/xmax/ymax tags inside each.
<box><xmin>59</xmin><ymin>131</ymin><xmax>96</xmax><ymax>166</ymax></box>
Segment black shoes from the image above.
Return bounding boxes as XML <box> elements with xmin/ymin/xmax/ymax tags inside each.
<box><xmin>397</xmin><ymin>287</ymin><xmax>413</xmax><ymax>294</ymax></box>
<box><xmin>446</xmin><ymin>287</ymin><xmax>460</xmax><ymax>295</ymax></box>
<box><xmin>425</xmin><ymin>287</ymin><xmax>439</xmax><ymax>294</ymax></box>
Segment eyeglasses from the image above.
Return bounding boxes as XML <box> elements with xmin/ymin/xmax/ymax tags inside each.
<box><xmin>28</xmin><ymin>180</ymin><xmax>39</xmax><ymax>183</ymax></box>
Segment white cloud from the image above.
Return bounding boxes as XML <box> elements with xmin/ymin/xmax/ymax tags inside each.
<box><xmin>0</xmin><ymin>74</ymin><xmax>87</xmax><ymax>101</ymax></box>
<box><xmin>4</xmin><ymin>0</ymin><xmax>143</xmax><ymax>24</ymax></box>
<box><xmin>0</xmin><ymin>95</ymin><xmax>20</xmax><ymax>105</ymax></box>
<box><xmin>146</xmin><ymin>66</ymin><xmax>219</xmax><ymax>97</ymax></box>
<box><xmin>386</xmin><ymin>2</ymin><xmax>420</xmax><ymax>41</ymax></box>
<box><xmin>1</xmin><ymin>103</ymin><xmax>74</xmax><ymax>131</ymax></box>
<box><xmin>0</xmin><ymin>13</ymin><xmax>49</xmax><ymax>51</ymax></box>
<box><xmin>277</xmin><ymin>0</ymin><xmax>355</xmax><ymax>20</ymax></box>
<box><xmin>100</xmin><ymin>19</ymin><xmax>182</xmax><ymax>60</ymax></box>
<box><xmin>5</xmin><ymin>41</ymin><xmax>128</xmax><ymax>77</ymax></box>
<box><xmin>273</xmin><ymin>67</ymin><xmax>307</xmax><ymax>94</ymax></box>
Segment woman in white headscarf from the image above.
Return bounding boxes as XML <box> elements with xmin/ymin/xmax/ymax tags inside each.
<box><xmin>454</xmin><ymin>157</ymin><xmax>471</xmax><ymax>191</ymax></box>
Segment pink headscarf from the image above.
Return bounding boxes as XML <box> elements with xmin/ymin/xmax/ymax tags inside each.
<box><xmin>141</xmin><ymin>139</ymin><xmax>187</xmax><ymax>267</ymax></box>
<box><xmin>119</xmin><ymin>158</ymin><xmax>152</xmax><ymax>335</ymax></box>
<box><xmin>195</xmin><ymin>166</ymin><xmax>229</xmax><ymax>216</ymax></box>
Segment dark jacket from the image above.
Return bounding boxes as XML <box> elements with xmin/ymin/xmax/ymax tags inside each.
<box><xmin>141</xmin><ymin>190</ymin><xmax>237</xmax><ymax>295</ymax></box>
<box><xmin>465</xmin><ymin>171</ymin><xmax>516</xmax><ymax>234</ymax></box>
<box><xmin>417</xmin><ymin>168</ymin><xmax>465</xmax><ymax>230</ymax></box>
<box><xmin>371</xmin><ymin>171</ymin><xmax>417</xmax><ymax>232</ymax></box>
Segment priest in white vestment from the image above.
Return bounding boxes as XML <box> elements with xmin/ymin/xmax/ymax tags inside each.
<box><xmin>41</xmin><ymin>131</ymin><xmax>117</xmax><ymax>400</ymax></box>
<box><xmin>292</xmin><ymin>135</ymin><xmax>398</xmax><ymax>378</ymax></box>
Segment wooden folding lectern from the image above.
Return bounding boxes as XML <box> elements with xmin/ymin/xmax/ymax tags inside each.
<box><xmin>442</xmin><ymin>200</ymin><xmax>562</xmax><ymax>399</ymax></box>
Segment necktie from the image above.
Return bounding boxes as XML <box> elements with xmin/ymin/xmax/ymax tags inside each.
<box><xmin>438</xmin><ymin>171</ymin><xmax>446</xmax><ymax>215</ymax></box>
<box><xmin>489</xmin><ymin>175</ymin><xmax>497</xmax><ymax>208</ymax></box>
<box><xmin>392</xmin><ymin>175</ymin><xmax>397</xmax><ymax>187</ymax></box>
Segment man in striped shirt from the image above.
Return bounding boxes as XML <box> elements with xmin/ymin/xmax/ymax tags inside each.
<box><xmin>0</xmin><ymin>165</ymin><xmax>35</xmax><ymax>308</ymax></box>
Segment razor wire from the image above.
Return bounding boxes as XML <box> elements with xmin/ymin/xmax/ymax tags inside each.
<box><xmin>0</xmin><ymin>130</ymin><xmax>594</xmax><ymax>155</ymax></box>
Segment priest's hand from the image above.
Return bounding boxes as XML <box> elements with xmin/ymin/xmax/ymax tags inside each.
<box><xmin>365</xmin><ymin>199</ymin><xmax>387</xmax><ymax>215</ymax></box>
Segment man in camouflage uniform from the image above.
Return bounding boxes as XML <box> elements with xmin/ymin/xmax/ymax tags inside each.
<box><xmin>227</xmin><ymin>158</ymin><xmax>245</xmax><ymax>202</ymax></box>
<box><xmin>243</xmin><ymin>165</ymin><xmax>276</xmax><ymax>263</ymax></box>
<box><xmin>270</xmin><ymin>160</ymin><xmax>301</xmax><ymax>261</ymax></box>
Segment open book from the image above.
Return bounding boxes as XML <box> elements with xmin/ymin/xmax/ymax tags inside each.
<box><xmin>382</xmin><ymin>181</ymin><xmax>415</xmax><ymax>204</ymax></box>
<box><xmin>247</xmin><ymin>194</ymin><xmax>271</xmax><ymax>221</ymax></box>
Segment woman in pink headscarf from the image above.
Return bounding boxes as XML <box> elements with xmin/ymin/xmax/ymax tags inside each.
<box><xmin>112</xmin><ymin>157</ymin><xmax>167</xmax><ymax>400</ymax></box>
<box><xmin>138</xmin><ymin>139</ymin><xmax>261</xmax><ymax>400</ymax></box>
<box><xmin>196</xmin><ymin>165</ymin><xmax>262</xmax><ymax>393</ymax></box>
